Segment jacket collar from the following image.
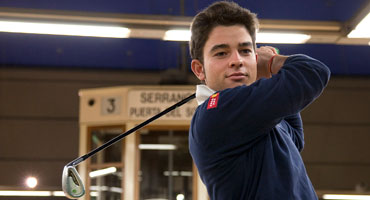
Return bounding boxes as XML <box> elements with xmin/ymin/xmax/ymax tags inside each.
<box><xmin>195</xmin><ymin>84</ymin><xmax>216</xmax><ymax>105</ymax></box>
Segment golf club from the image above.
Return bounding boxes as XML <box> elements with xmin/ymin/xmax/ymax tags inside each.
<box><xmin>62</xmin><ymin>93</ymin><xmax>196</xmax><ymax>199</ymax></box>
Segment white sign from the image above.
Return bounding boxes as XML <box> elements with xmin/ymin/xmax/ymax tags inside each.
<box><xmin>127</xmin><ymin>90</ymin><xmax>197</xmax><ymax>121</ymax></box>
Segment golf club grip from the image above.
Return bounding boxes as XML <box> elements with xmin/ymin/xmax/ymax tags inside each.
<box><xmin>68</xmin><ymin>93</ymin><xmax>196</xmax><ymax>167</ymax></box>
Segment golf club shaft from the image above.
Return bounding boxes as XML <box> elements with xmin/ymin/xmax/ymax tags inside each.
<box><xmin>67</xmin><ymin>93</ymin><xmax>196</xmax><ymax>167</ymax></box>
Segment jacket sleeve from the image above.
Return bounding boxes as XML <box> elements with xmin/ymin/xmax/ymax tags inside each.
<box><xmin>281</xmin><ymin>113</ymin><xmax>304</xmax><ymax>152</ymax></box>
<box><xmin>253</xmin><ymin>54</ymin><xmax>330</xmax><ymax>130</ymax></box>
<box><xmin>192</xmin><ymin>54</ymin><xmax>330</xmax><ymax>152</ymax></box>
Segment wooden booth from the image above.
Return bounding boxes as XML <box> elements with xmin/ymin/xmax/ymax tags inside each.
<box><xmin>78</xmin><ymin>85</ymin><xmax>208</xmax><ymax>200</ymax></box>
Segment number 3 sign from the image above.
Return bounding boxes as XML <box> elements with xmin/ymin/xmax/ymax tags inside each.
<box><xmin>101</xmin><ymin>96</ymin><xmax>122</xmax><ymax>115</ymax></box>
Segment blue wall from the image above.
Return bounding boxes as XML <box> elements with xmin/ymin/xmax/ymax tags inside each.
<box><xmin>1</xmin><ymin>32</ymin><xmax>370</xmax><ymax>75</ymax></box>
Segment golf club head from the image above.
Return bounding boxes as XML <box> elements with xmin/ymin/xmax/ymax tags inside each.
<box><xmin>62</xmin><ymin>166</ymin><xmax>85</xmax><ymax>199</ymax></box>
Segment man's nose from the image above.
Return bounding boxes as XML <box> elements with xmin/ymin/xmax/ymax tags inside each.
<box><xmin>229</xmin><ymin>51</ymin><xmax>243</xmax><ymax>68</ymax></box>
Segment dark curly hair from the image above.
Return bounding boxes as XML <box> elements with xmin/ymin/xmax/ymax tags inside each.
<box><xmin>189</xmin><ymin>1</ymin><xmax>259</xmax><ymax>64</ymax></box>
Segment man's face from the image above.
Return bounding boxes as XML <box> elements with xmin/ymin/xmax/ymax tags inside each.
<box><xmin>191</xmin><ymin>25</ymin><xmax>257</xmax><ymax>91</ymax></box>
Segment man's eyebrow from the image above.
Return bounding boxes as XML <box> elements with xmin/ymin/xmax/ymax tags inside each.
<box><xmin>209</xmin><ymin>44</ymin><xmax>229</xmax><ymax>53</ymax></box>
<box><xmin>210</xmin><ymin>42</ymin><xmax>253</xmax><ymax>52</ymax></box>
<box><xmin>239</xmin><ymin>42</ymin><xmax>253</xmax><ymax>47</ymax></box>
<box><xmin>209</xmin><ymin>42</ymin><xmax>253</xmax><ymax>54</ymax></box>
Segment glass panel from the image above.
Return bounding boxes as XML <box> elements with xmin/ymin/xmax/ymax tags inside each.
<box><xmin>90</xmin><ymin>167</ymin><xmax>122</xmax><ymax>200</ymax></box>
<box><xmin>90</xmin><ymin>127</ymin><xmax>123</xmax><ymax>164</ymax></box>
<box><xmin>139</xmin><ymin>129</ymin><xmax>193</xmax><ymax>200</ymax></box>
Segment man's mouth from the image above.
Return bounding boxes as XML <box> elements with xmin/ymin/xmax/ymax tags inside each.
<box><xmin>227</xmin><ymin>72</ymin><xmax>248</xmax><ymax>80</ymax></box>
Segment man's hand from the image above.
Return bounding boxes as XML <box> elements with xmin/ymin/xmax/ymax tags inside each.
<box><xmin>256</xmin><ymin>46</ymin><xmax>278</xmax><ymax>80</ymax></box>
<box><xmin>256</xmin><ymin>46</ymin><xmax>289</xmax><ymax>81</ymax></box>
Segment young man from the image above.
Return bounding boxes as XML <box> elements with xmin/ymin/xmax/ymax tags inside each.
<box><xmin>188</xmin><ymin>1</ymin><xmax>330</xmax><ymax>199</ymax></box>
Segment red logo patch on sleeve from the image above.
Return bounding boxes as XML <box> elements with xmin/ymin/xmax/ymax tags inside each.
<box><xmin>207</xmin><ymin>93</ymin><xmax>219</xmax><ymax>109</ymax></box>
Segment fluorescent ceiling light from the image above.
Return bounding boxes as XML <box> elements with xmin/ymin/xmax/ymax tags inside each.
<box><xmin>164</xmin><ymin>171</ymin><xmax>193</xmax><ymax>176</ymax></box>
<box><xmin>164</xmin><ymin>171</ymin><xmax>179</xmax><ymax>176</ymax></box>
<box><xmin>348</xmin><ymin>12</ymin><xmax>370</xmax><ymax>38</ymax></box>
<box><xmin>0</xmin><ymin>191</ymin><xmax>51</xmax><ymax>196</ymax></box>
<box><xmin>90</xmin><ymin>186</ymin><xmax>123</xmax><ymax>193</ymax></box>
<box><xmin>163</xmin><ymin>30</ymin><xmax>311</xmax><ymax>44</ymax></box>
<box><xmin>257</xmin><ymin>32</ymin><xmax>311</xmax><ymax>44</ymax></box>
<box><xmin>52</xmin><ymin>191</ymin><xmax>66</xmax><ymax>196</ymax></box>
<box><xmin>90</xmin><ymin>191</ymin><xmax>98</xmax><ymax>197</ymax></box>
<box><xmin>139</xmin><ymin>144</ymin><xmax>177</xmax><ymax>150</ymax></box>
<box><xmin>0</xmin><ymin>190</ymin><xmax>97</xmax><ymax>197</ymax></box>
<box><xmin>163</xmin><ymin>30</ymin><xmax>191</xmax><ymax>41</ymax></box>
<box><xmin>323</xmin><ymin>194</ymin><xmax>370</xmax><ymax>200</ymax></box>
<box><xmin>89</xmin><ymin>167</ymin><xmax>117</xmax><ymax>178</ymax></box>
<box><xmin>0</xmin><ymin>20</ymin><xmax>130</xmax><ymax>38</ymax></box>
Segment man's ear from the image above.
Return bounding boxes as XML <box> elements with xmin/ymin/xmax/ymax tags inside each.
<box><xmin>191</xmin><ymin>59</ymin><xmax>206</xmax><ymax>81</ymax></box>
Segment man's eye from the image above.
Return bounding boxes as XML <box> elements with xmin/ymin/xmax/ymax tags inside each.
<box><xmin>241</xmin><ymin>49</ymin><xmax>252</xmax><ymax>54</ymax></box>
<box><xmin>215</xmin><ymin>52</ymin><xmax>227</xmax><ymax>57</ymax></box>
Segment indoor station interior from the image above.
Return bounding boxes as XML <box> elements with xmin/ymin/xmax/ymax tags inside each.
<box><xmin>0</xmin><ymin>0</ymin><xmax>370</xmax><ymax>200</ymax></box>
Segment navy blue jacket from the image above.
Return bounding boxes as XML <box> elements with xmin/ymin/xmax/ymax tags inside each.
<box><xmin>189</xmin><ymin>55</ymin><xmax>330</xmax><ymax>200</ymax></box>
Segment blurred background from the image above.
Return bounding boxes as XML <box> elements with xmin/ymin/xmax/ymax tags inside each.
<box><xmin>0</xmin><ymin>0</ymin><xmax>370</xmax><ymax>200</ymax></box>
